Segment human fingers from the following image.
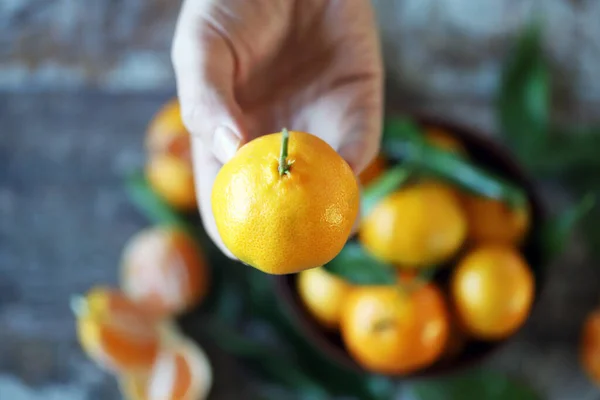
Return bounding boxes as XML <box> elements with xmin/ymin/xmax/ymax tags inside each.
<box><xmin>296</xmin><ymin>0</ymin><xmax>384</xmax><ymax>175</ymax></box>
<box><xmin>190</xmin><ymin>135</ymin><xmax>237</xmax><ymax>259</ymax></box>
<box><xmin>171</xmin><ymin>0</ymin><xmax>248</xmax><ymax>165</ymax></box>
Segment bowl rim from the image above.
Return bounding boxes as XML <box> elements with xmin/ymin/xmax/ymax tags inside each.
<box><xmin>273</xmin><ymin>111</ymin><xmax>548</xmax><ymax>379</ymax></box>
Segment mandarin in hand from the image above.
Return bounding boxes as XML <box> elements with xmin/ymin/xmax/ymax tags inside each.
<box><xmin>120</xmin><ymin>227</ymin><xmax>209</xmax><ymax>319</ymax></box>
<box><xmin>211</xmin><ymin>129</ymin><xmax>360</xmax><ymax>274</ymax></box>
<box><xmin>297</xmin><ymin>267</ymin><xmax>353</xmax><ymax>330</ymax></box>
<box><xmin>340</xmin><ymin>283</ymin><xmax>449</xmax><ymax>375</ymax></box>
<box><xmin>72</xmin><ymin>287</ymin><xmax>160</xmax><ymax>374</ymax></box>
<box><xmin>451</xmin><ymin>244</ymin><xmax>535</xmax><ymax>340</ymax></box>
<box><xmin>359</xmin><ymin>181</ymin><xmax>467</xmax><ymax>267</ymax></box>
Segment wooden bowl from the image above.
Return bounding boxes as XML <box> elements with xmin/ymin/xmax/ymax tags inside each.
<box><xmin>273</xmin><ymin>113</ymin><xmax>547</xmax><ymax>379</ymax></box>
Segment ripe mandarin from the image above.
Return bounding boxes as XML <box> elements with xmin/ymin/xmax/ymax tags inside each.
<box><xmin>462</xmin><ymin>195</ymin><xmax>530</xmax><ymax>245</ymax></box>
<box><xmin>341</xmin><ymin>283</ymin><xmax>449</xmax><ymax>375</ymax></box>
<box><xmin>297</xmin><ymin>267</ymin><xmax>353</xmax><ymax>330</ymax></box>
<box><xmin>451</xmin><ymin>244</ymin><xmax>535</xmax><ymax>340</ymax></box>
<box><xmin>211</xmin><ymin>129</ymin><xmax>360</xmax><ymax>274</ymax></box>
<box><xmin>359</xmin><ymin>181</ymin><xmax>467</xmax><ymax>267</ymax></box>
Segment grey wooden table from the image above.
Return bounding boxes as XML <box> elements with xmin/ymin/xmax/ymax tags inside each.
<box><xmin>1</xmin><ymin>91</ymin><xmax>599</xmax><ymax>400</ymax></box>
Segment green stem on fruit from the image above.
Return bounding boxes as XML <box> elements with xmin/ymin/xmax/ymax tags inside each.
<box><xmin>278</xmin><ymin>128</ymin><xmax>292</xmax><ymax>176</ymax></box>
<box><xmin>70</xmin><ymin>295</ymin><xmax>88</xmax><ymax>317</ymax></box>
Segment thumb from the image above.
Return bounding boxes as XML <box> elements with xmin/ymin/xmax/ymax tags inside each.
<box><xmin>179</xmin><ymin>87</ymin><xmax>246</xmax><ymax>165</ymax></box>
<box><xmin>172</xmin><ymin>20</ymin><xmax>246</xmax><ymax>164</ymax></box>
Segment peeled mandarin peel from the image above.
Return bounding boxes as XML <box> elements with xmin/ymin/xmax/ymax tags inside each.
<box><xmin>462</xmin><ymin>194</ymin><xmax>531</xmax><ymax>245</ymax></box>
<box><xmin>120</xmin><ymin>332</ymin><xmax>213</xmax><ymax>400</ymax></box>
<box><xmin>72</xmin><ymin>288</ymin><xmax>160</xmax><ymax>374</ymax></box>
<box><xmin>120</xmin><ymin>227</ymin><xmax>209</xmax><ymax>318</ymax></box>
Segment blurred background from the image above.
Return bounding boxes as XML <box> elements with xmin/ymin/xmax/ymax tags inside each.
<box><xmin>1</xmin><ymin>0</ymin><xmax>600</xmax><ymax>399</ymax></box>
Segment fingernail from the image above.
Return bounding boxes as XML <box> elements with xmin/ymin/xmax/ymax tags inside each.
<box><xmin>212</xmin><ymin>126</ymin><xmax>241</xmax><ymax>163</ymax></box>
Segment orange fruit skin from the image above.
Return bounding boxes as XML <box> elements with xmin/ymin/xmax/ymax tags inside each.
<box><xmin>211</xmin><ymin>131</ymin><xmax>360</xmax><ymax>275</ymax></box>
<box><xmin>425</xmin><ymin>128</ymin><xmax>467</xmax><ymax>155</ymax></box>
<box><xmin>296</xmin><ymin>267</ymin><xmax>353</xmax><ymax>330</ymax></box>
<box><xmin>358</xmin><ymin>155</ymin><xmax>387</xmax><ymax>187</ymax></box>
<box><xmin>341</xmin><ymin>283</ymin><xmax>449</xmax><ymax>375</ymax></box>
<box><xmin>121</xmin><ymin>227</ymin><xmax>209</xmax><ymax>319</ymax></box>
<box><xmin>451</xmin><ymin>244</ymin><xmax>535</xmax><ymax>340</ymax></box>
<box><xmin>359</xmin><ymin>182</ymin><xmax>467</xmax><ymax>267</ymax></box>
<box><xmin>125</xmin><ymin>352</ymin><xmax>192</xmax><ymax>400</ymax></box>
<box><xmin>582</xmin><ymin>309</ymin><xmax>600</xmax><ymax>385</ymax></box>
<box><xmin>462</xmin><ymin>194</ymin><xmax>530</xmax><ymax>245</ymax></box>
<box><xmin>75</xmin><ymin>287</ymin><xmax>160</xmax><ymax>374</ymax></box>
<box><xmin>146</xmin><ymin>153</ymin><xmax>197</xmax><ymax>212</ymax></box>
<box><xmin>146</xmin><ymin>98</ymin><xmax>189</xmax><ymax>155</ymax></box>
<box><xmin>120</xmin><ymin>328</ymin><xmax>213</xmax><ymax>400</ymax></box>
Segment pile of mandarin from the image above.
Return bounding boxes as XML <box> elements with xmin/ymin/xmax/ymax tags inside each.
<box><xmin>73</xmin><ymin>100</ymin><xmax>212</xmax><ymax>400</ymax></box>
<box><xmin>74</xmin><ymin>97</ymin><xmax>600</xmax><ymax>390</ymax></box>
<box><xmin>296</xmin><ymin>129</ymin><xmax>536</xmax><ymax>376</ymax></box>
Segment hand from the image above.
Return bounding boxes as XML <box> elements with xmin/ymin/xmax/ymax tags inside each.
<box><xmin>172</xmin><ymin>0</ymin><xmax>383</xmax><ymax>257</ymax></box>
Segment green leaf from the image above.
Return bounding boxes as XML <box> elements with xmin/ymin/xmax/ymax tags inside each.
<box><xmin>412</xmin><ymin>369</ymin><xmax>541</xmax><ymax>400</ymax></box>
<box><xmin>498</xmin><ymin>22</ymin><xmax>550</xmax><ymax>163</ymax></box>
<box><xmin>541</xmin><ymin>193</ymin><xmax>596</xmax><ymax>263</ymax></box>
<box><xmin>382</xmin><ymin>116</ymin><xmax>423</xmax><ymax>143</ymax></box>
<box><xmin>242</xmin><ymin>269</ymin><xmax>389</xmax><ymax>400</ymax></box>
<box><xmin>526</xmin><ymin>128</ymin><xmax>600</xmax><ymax>177</ymax></box>
<box><xmin>365</xmin><ymin>375</ymin><xmax>398</xmax><ymax>400</ymax></box>
<box><xmin>382</xmin><ymin>118</ymin><xmax>527</xmax><ymax>209</ymax></box>
<box><xmin>201</xmin><ymin>318</ymin><xmax>330</xmax><ymax>400</ymax></box>
<box><xmin>324</xmin><ymin>242</ymin><xmax>397</xmax><ymax>285</ymax></box>
<box><xmin>361</xmin><ymin>165</ymin><xmax>412</xmax><ymax>217</ymax></box>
